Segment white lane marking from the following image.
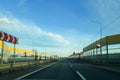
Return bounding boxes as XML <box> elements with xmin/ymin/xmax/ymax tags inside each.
<box><xmin>15</xmin><ymin>62</ymin><xmax>56</xmax><ymax>80</ymax></box>
<box><xmin>69</xmin><ymin>63</ymin><xmax>73</xmax><ymax>67</ymax></box>
<box><xmin>70</xmin><ymin>64</ymin><xmax>73</xmax><ymax>67</ymax></box>
<box><xmin>76</xmin><ymin>71</ymin><xmax>86</xmax><ymax>80</ymax></box>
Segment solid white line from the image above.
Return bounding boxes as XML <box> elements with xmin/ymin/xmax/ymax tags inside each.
<box><xmin>76</xmin><ymin>71</ymin><xmax>86</xmax><ymax>80</ymax></box>
<box><xmin>15</xmin><ymin>62</ymin><xmax>56</xmax><ymax>80</ymax></box>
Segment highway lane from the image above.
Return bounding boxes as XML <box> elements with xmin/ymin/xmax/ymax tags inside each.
<box><xmin>17</xmin><ymin>60</ymin><xmax>120</xmax><ymax>80</ymax></box>
<box><xmin>69</xmin><ymin>60</ymin><xmax>120</xmax><ymax>80</ymax></box>
<box><xmin>21</xmin><ymin>60</ymin><xmax>81</xmax><ymax>80</ymax></box>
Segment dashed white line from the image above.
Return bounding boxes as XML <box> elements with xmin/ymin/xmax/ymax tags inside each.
<box><xmin>70</xmin><ymin>64</ymin><xmax>73</xmax><ymax>67</ymax></box>
<box><xmin>76</xmin><ymin>71</ymin><xmax>86</xmax><ymax>80</ymax></box>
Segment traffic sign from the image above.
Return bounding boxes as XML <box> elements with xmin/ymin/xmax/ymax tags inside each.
<box><xmin>0</xmin><ymin>31</ymin><xmax>18</xmax><ymax>44</ymax></box>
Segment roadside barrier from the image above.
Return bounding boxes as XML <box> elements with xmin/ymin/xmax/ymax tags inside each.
<box><xmin>0</xmin><ymin>60</ymin><xmax>52</xmax><ymax>76</ymax></box>
<box><xmin>0</xmin><ymin>69</ymin><xmax>2</xmax><ymax>76</ymax></box>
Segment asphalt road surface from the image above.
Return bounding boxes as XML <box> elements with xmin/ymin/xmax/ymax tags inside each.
<box><xmin>18</xmin><ymin>60</ymin><xmax>120</xmax><ymax>80</ymax></box>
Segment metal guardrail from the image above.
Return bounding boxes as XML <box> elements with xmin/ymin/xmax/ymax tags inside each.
<box><xmin>0</xmin><ymin>60</ymin><xmax>49</xmax><ymax>76</ymax></box>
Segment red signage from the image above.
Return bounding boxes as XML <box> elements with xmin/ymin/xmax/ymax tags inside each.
<box><xmin>0</xmin><ymin>31</ymin><xmax>18</xmax><ymax>44</ymax></box>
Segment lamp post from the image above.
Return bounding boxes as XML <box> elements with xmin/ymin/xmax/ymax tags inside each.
<box><xmin>91</xmin><ymin>20</ymin><xmax>102</xmax><ymax>62</ymax></box>
<box><xmin>78</xmin><ymin>41</ymin><xmax>86</xmax><ymax>60</ymax></box>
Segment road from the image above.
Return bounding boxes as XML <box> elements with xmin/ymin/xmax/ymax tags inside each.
<box><xmin>17</xmin><ymin>60</ymin><xmax>120</xmax><ymax>80</ymax></box>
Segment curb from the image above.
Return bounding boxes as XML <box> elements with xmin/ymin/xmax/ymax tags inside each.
<box><xmin>97</xmin><ymin>66</ymin><xmax>120</xmax><ymax>72</ymax></box>
<box><xmin>91</xmin><ymin>64</ymin><xmax>120</xmax><ymax>74</ymax></box>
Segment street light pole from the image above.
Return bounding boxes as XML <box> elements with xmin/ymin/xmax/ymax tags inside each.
<box><xmin>91</xmin><ymin>20</ymin><xmax>102</xmax><ymax>62</ymax></box>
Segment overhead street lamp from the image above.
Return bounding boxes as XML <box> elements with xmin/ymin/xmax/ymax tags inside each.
<box><xmin>91</xmin><ymin>20</ymin><xmax>102</xmax><ymax>62</ymax></box>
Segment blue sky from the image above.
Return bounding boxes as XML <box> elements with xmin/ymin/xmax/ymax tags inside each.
<box><xmin>0</xmin><ymin>0</ymin><xmax>120</xmax><ymax>57</ymax></box>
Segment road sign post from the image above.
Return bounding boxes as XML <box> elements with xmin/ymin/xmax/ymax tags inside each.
<box><xmin>0</xmin><ymin>31</ymin><xmax>18</xmax><ymax>64</ymax></box>
<box><xmin>1</xmin><ymin>41</ymin><xmax>4</xmax><ymax>64</ymax></box>
<box><xmin>13</xmin><ymin>44</ymin><xmax>16</xmax><ymax>64</ymax></box>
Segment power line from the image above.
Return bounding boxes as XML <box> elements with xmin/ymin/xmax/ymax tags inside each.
<box><xmin>103</xmin><ymin>16</ymin><xmax>120</xmax><ymax>30</ymax></box>
<box><xmin>86</xmin><ymin>17</ymin><xmax>120</xmax><ymax>47</ymax></box>
<box><xmin>94</xmin><ymin>16</ymin><xmax>120</xmax><ymax>37</ymax></box>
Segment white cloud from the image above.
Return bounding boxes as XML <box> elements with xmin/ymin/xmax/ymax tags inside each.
<box><xmin>18</xmin><ymin>0</ymin><xmax>27</xmax><ymax>6</ymax></box>
<box><xmin>45</xmin><ymin>32</ymin><xmax>69</xmax><ymax>45</ymax></box>
<box><xmin>99</xmin><ymin>0</ymin><xmax>120</xmax><ymax>17</ymax></box>
<box><xmin>91</xmin><ymin>0</ymin><xmax>120</xmax><ymax>18</ymax></box>
<box><xmin>0</xmin><ymin>17</ymin><xmax>69</xmax><ymax>46</ymax></box>
<box><xmin>0</xmin><ymin>17</ymin><xmax>17</xmax><ymax>24</ymax></box>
